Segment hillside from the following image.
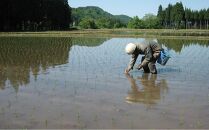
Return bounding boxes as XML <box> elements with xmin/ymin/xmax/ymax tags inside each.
<box><xmin>72</xmin><ymin>6</ymin><xmax>132</xmax><ymax>26</ymax></box>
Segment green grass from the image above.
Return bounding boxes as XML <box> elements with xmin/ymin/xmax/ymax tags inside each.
<box><xmin>0</xmin><ymin>29</ymin><xmax>209</xmax><ymax>40</ymax></box>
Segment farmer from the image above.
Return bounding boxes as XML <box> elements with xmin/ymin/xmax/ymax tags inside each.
<box><xmin>124</xmin><ymin>40</ymin><xmax>162</xmax><ymax>74</ymax></box>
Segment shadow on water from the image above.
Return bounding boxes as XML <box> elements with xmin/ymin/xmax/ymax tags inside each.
<box><xmin>125</xmin><ymin>73</ymin><xmax>168</xmax><ymax>105</ymax></box>
<box><xmin>0</xmin><ymin>37</ymin><xmax>108</xmax><ymax>92</ymax></box>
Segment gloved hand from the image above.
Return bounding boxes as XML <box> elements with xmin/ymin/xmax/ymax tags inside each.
<box><xmin>136</xmin><ymin>64</ymin><xmax>142</xmax><ymax>70</ymax></box>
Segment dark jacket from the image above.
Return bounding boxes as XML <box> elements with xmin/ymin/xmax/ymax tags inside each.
<box><xmin>127</xmin><ymin>40</ymin><xmax>162</xmax><ymax>70</ymax></box>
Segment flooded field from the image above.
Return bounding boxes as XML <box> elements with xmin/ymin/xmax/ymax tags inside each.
<box><xmin>0</xmin><ymin>37</ymin><xmax>209</xmax><ymax>129</ymax></box>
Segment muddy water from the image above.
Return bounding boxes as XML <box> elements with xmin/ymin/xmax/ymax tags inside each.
<box><xmin>0</xmin><ymin>37</ymin><xmax>209</xmax><ymax>129</ymax></box>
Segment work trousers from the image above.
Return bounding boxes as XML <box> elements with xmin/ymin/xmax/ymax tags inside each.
<box><xmin>141</xmin><ymin>52</ymin><xmax>160</xmax><ymax>74</ymax></box>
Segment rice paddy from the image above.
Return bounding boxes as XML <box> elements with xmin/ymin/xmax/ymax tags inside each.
<box><xmin>0</xmin><ymin>36</ymin><xmax>209</xmax><ymax>128</ymax></box>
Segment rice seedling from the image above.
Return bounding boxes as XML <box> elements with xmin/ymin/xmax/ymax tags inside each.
<box><xmin>196</xmin><ymin>120</ymin><xmax>203</xmax><ymax>128</ymax></box>
<box><xmin>111</xmin><ymin>117</ymin><xmax>116</xmax><ymax>128</ymax></box>
<box><xmin>45</xmin><ymin>119</ymin><xmax>48</xmax><ymax>128</ymax></box>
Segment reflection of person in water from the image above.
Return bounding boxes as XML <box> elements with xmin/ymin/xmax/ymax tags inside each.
<box><xmin>124</xmin><ymin>40</ymin><xmax>162</xmax><ymax>74</ymax></box>
<box><xmin>125</xmin><ymin>73</ymin><xmax>168</xmax><ymax>104</ymax></box>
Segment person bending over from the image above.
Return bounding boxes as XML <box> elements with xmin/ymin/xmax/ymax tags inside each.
<box><xmin>124</xmin><ymin>40</ymin><xmax>162</xmax><ymax>74</ymax></box>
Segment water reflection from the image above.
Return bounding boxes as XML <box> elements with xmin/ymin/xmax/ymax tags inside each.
<box><xmin>0</xmin><ymin>37</ymin><xmax>209</xmax><ymax>128</ymax></box>
<box><xmin>0</xmin><ymin>37</ymin><xmax>208</xmax><ymax>92</ymax></box>
<box><xmin>125</xmin><ymin>73</ymin><xmax>168</xmax><ymax>105</ymax></box>
<box><xmin>158</xmin><ymin>39</ymin><xmax>209</xmax><ymax>52</ymax></box>
<box><xmin>0</xmin><ymin>37</ymin><xmax>107</xmax><ymax>91</ymax></box>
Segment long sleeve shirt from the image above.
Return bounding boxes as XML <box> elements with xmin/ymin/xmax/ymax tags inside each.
<box><xmin>127</xmin><ymin>40</ymin><xmax>162</xmax><ymax>70</ymax></box>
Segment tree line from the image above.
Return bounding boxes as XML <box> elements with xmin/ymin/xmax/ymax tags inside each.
<box><xmin>127</xmin><ymin>2</ymin><xmax>209</xmax><ymax>29</ymax></box>
<box><xmin>127</xmin><ymin>14</ymin><xmax>160</xmax><ymax>29</ymax></box>
<box><xmin>75</xmin><ymin>2</ymin><xmax>209</xmax><ymax>30</ymax></box>
<box><xmin>0</xmin><ymin>0</ymin><xmax>72</xmax><ymax>31</ymax></box>
<box><xmin>157</xmin><ymin>2</ymin><xmax>209</xmax><ymax>29</ymax></box>
<box><xmin>0</xmin><ymin>1</ymin><xmax>208</xmax><ymax>31</ymax></box>
<box><xmin>78</xmin><ymin>17</ymin><xmax>126</xmax><ymax>29</ymax></box>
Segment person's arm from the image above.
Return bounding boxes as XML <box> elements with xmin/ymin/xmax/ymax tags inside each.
<box><xmin>125</xmin><ymin>53</ymin><xmax>139</xmax><ymax>73</ymax></box>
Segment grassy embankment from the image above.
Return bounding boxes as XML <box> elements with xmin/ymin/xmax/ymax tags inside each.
<box><xmin>0</xmin><ymin>29</ymin><xmax>209</xmax><ymax>40</ymax></box>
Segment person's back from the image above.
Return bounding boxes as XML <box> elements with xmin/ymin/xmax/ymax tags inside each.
<box><xmin>134</xmin><ymin>40</ymin><xmax>161</xmax><ymax>55</ymax></box>
<box><xmin>147</xmin><ymin>40</ymin><xmax>162</xmax><ymax>52</ymax></box>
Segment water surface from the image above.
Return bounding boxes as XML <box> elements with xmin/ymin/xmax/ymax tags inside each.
<box><xmin>0</xmin><ymin>37</ymin><xmax>209</xmax><ymax>128</ymax></box>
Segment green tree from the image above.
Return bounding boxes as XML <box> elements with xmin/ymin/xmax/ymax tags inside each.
<box><xmin>157</xmin><ymin>5</ymin><xmax>164</xmax><ymax>27</ymax></box>
<box><xmin>127</xmin><ymin>16</ymin><xmax>144</xmax><ymax>29</ymax></box>
<box><xmin>193</xmin><ymin>10</ymin><xmax>199</xmax><ymax>29</ymax></box>
<box><xmin>142</xmin><ymin>14</ymin><xmax>160</xmax><ymax>29</ymax></box>
<box><xmin>0</xmin><ymin>0</ymin><xmax>72</xmax><ymax>31</ymax></box>
<box><xmin>173</xmin><ymin>2</ymin><xmax>185</xmax><ymax>29</ymax></box>
<box><xmin>96</xmin><ymin>18</ymin><xmax>113</xmax><ymax>28</ymax></box>
<box><xmin>79</xmin><ymin>18</ymin><xmax>97</xmax><ymax>29</ymax></box>
<box><xmin>205</xmin><ymin>8</ymin><xmax>209</xmax><ymax>29</ymax></box>
<box><xmin>185</xmin><ymin>8</ymin><xmax>192</xmax><ymax>29</ymax></box>
<box><xmin>165</xmin><ymin>4</ymin><xmax>173</xmax><ymax>28</ymax></box>
<box><xmin>113</xmin><ymin>20</ymin><xmax>124</xmax><ymax>28</ymax></box>
<box><xmin>156</xmin><ymin>2</ymin><xmax>208</xmax><ymax>29</ymax></box>
<box><xmin>199</xmin><ymin>9</ymin><xmax>206</xmax><ymax>29</ymax></box>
